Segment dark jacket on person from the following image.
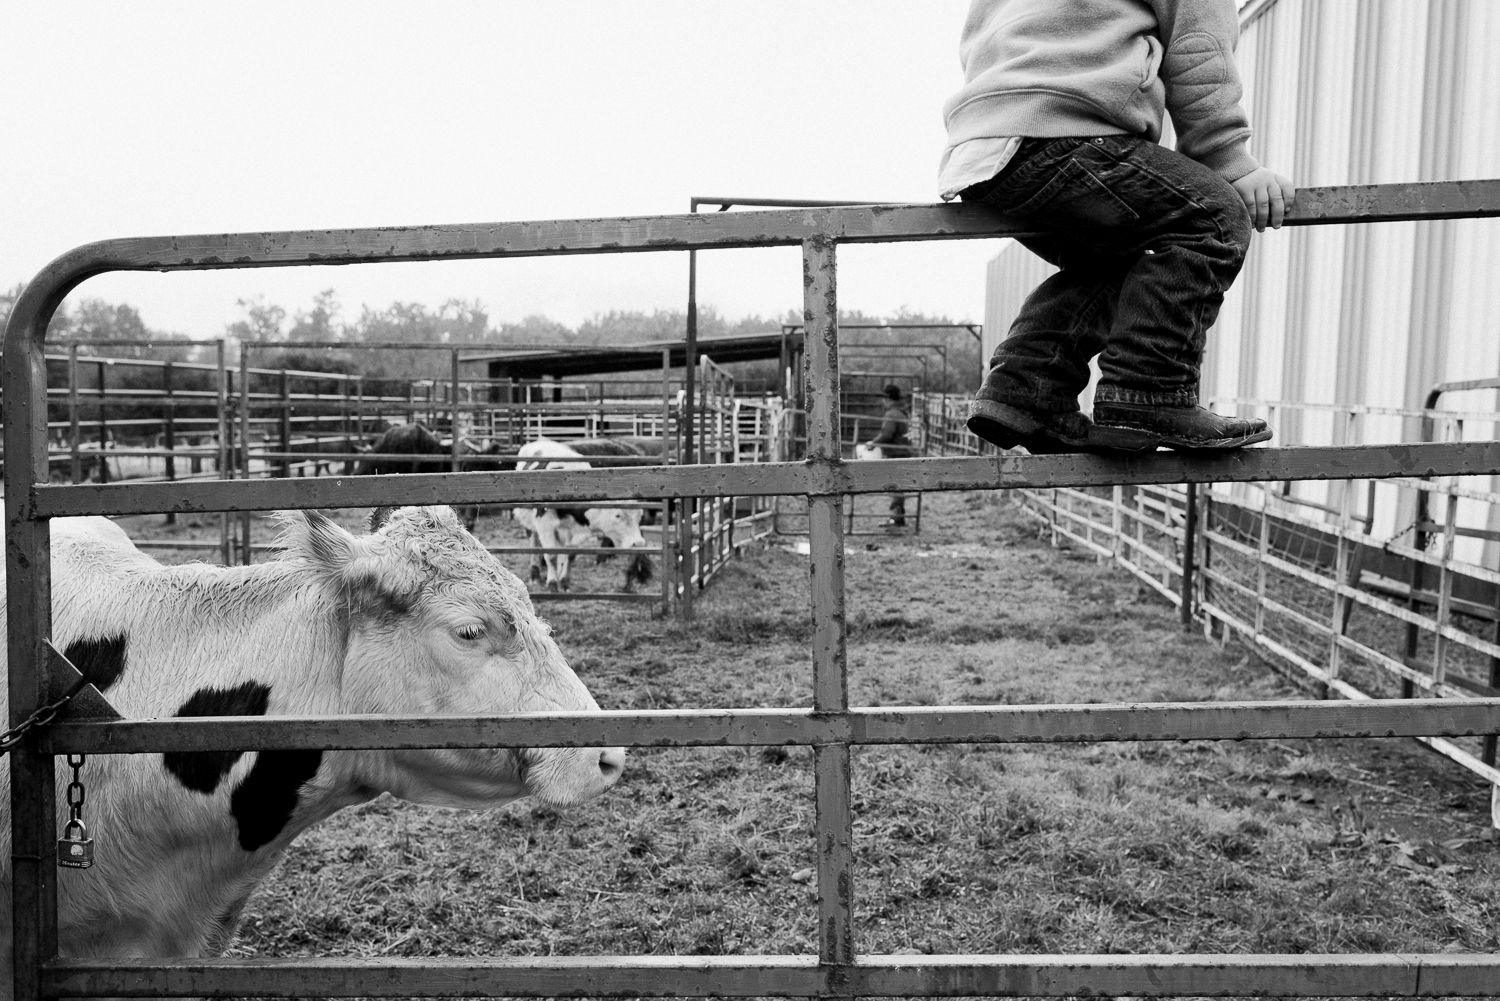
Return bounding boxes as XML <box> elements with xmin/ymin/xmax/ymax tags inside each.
<box><xmin>871</xmin><ymin>405</ymin><xmax>916</xmax><ymax>458</ymax></box>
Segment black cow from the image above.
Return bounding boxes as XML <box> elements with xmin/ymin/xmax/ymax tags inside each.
<box><xmin>354</xmin><ymin>424</ymin><xmax>518</xmax><ymax>531</ymax></box>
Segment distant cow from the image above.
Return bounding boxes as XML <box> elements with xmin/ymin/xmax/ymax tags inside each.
<box><xmin>354</xmin><ymin>423</ymin><xmax>517</xmax><ymax>530</ymax></box>
<box><xmin>0</xmin><ymin>508</ymin><xmax>624</xmax><ymax>981</ymax></box>
<box><xmin>516</xmin><ymin>438</ymin><xmax>653</xmax><ymax>592</ymax></box>
<box><xmin>353</xmin><ymin>422</ymin><xmax>453</xmax><ymax>476</ymax></box>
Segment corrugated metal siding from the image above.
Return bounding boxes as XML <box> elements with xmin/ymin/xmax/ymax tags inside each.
<box><xmin>981</xmin><ymin>0</ymin><xmax>1500</xmax><ymax>546</ymax></box>
<box><xmin>980</xmin><ymin>242</ymin><xmax>1057</xmax><ymax>389</ymax></box>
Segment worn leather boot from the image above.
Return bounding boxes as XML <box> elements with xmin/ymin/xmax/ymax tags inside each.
<box><xmin>966</xmin><ymin>398</ymin><xmax>1093</xmax><ymax>454</ymax></box>
<box><xmin>1090</xmin><ymin>402</ymin><xmax>1272</xmax><ymax>452</ymax></box>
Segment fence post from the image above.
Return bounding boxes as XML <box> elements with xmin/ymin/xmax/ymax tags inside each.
<box><xmin>239</xmin><ymin>345</ymin><xmax>252</xmax><ymax>564</ymax></box>
<box><xmin>1483</xmin><ymin>577</ymin><xmax>1500</xmax><ymax>767</ymax></box>
<box><xmin>1255</xmin><ymin>485</ymin><xmax>1271</xmax><ymax>642</ymax></box>
<box><xmin>660</xmin><ymin>496</ymin><xmax>673</xmax><ymax>616</ymax></box>
<box><xmin>450</xmin><ymin>348</ymin><xmax>462</xmax><ymax>472</ymax></box>
<box><xmin>163</xmin><ymin>360</ymin><xmax>177</xmax><ymax>525</ymax></box>
<box><xmin>1180</xmin><ymin>483</ymin><xmax>1197</xmax><ymax>630</ymax></box>
<box><xmin>1327</xmin><ymin>476</ymin><xmax>1356</xmax><ymax>696</ymax></box>
<box><xmin>97</xmin><ymin>360</ymin><xmax>109</xmax><ymax>484</ymax></box>
<box><xmin>278</xmin><ymin>369</ymin><xmax>292</xmax><ymax>478</ymax></box>
<box><xmin>67</xmin><ymin>344</ymin><xmax>80</xmax><ymax>483</ymax></box>
<box><xmin>217</xmin><ymin>341</ymin><xmax>231</xmax><ymax>566</ymax></box>
<box><xmin>1111</xmin><ymin>484</ymin><xmax>1123</xmax><ymax>560</ymax></box>
<box><xmin>801</xmin><ymin>234</ymin><xmax>854</xmax><ymax>974</ymax></box>
<box><xmin>1432</xmin><ymin>488</ymin><xmax>1459</xmax><ymax>689</ymax></box>
<box><xmin>1200</xmin><ymin>487</ymin><xmax>1216</xmax><ymax>641</ymax></box>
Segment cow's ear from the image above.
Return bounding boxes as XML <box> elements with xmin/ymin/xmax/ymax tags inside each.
<box><xmin>283</xmin><ymin>511</ymin><xmax>420</xmax><ymax>618</ymax></box>
<box><xmin>282</xmin><ymin>511</ymin><xmax>358</xmax><ymax>570</ymax></box>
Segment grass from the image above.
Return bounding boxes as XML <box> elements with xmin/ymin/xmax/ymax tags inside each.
<box><xmin>124</xmin><ymin>492</ymin><xmax>1500</xmax><ymax>977</ymax></box>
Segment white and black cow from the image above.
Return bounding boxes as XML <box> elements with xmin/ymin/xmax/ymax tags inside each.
<box><xmin>516</xmin><ymin>438</ymin><xmax>653</xmax><ymax>593</ymax></box>
<box><xmin>0</xmin><ymin>507</ymin><xmax>623</xmax><ymax>987</ymax></box>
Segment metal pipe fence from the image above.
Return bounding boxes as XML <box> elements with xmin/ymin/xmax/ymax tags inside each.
<box><xmin>8</xmin><ymin>338</ymin><xmax>782</xmax><ymax>611</ymax></box>
<box><xmin>995</xmin><ymin>392</ymin><xmax>1500</xmax><ymax>829</ymax></box>
<box><xmin>6</xmin><ymin>181</ymin><xmax>1500</xmax><ymax>1000</ymax></box>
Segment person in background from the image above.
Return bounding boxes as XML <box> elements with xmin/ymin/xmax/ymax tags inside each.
<box><xmin>865</xmin><ymin>383</ymin><xmax>916</xmax><ymax>528</ymax></box>
<box><xmin>943</xmin><ymin>0</ymin><xmax>1295</xmax><ymax>455</ymax></box>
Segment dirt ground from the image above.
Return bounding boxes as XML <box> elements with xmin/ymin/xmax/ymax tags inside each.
<box><xmin>119</xmin><ymin>491</ymin><xmax>1499</xmax><ymax>965</ymax></box>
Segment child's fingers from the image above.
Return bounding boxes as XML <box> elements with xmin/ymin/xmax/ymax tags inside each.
<box><xmin>1253</xmin><ymin>186</ymin><xmax>1269</xmax><ymax>231</ymax></box>
<box><xmin>1268</xmin><ymin>185</ymin><xmax>1286</xmax><ymax>229</ymax></box>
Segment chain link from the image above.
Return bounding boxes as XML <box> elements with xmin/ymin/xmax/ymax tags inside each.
<box><xmin>0</xmin><ymin>689</ymin><xmax>76</xmax><ymax>754</ymax></box>
<box><xmin>66</xmin><ymin>753</ymin><xmax>87</xmax><ymax>823</ymax></box>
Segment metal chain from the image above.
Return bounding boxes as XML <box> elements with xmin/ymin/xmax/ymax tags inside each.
<box><xmin>66</xmin><ymin>753</ymin><xmax>87</xmax><ymax>824</ymax></box>
<box><xmin>0</xmin><ymin>689</ymin><xmax>76</xmax><ymax>755</ymax></box>
<box><xmin>1380</xmin><ymin>514</ymin><xmax>1433</xmax><ymax>555</ymax></box>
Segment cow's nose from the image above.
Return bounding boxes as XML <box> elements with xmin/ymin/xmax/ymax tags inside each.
<box><xmin>598</xmin><ymin>747</ymin><xmax>626</xmax><ymax>784</ymax></box>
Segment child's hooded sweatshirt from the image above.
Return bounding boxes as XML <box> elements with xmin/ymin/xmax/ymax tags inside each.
<box><xmin>942</xmin><ymin>0</ymin><xmax>1259</xmax><ymax>182</ymax></box>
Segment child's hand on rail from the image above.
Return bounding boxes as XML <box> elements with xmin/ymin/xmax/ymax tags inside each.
<box><xmin>1231</xmin><ymin>168</ymin><xmax>1297</xmax><ymax>232</ymax></box>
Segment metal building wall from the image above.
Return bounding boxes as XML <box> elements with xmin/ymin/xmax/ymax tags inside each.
<box><xmin>980</xmin><ymin>240</ymin><xmax>1057</xmax><ymax>386</ymax></box>
<box><xmin>982</xmin><ymin>0</ymin><xmax>1500</xmax><ymax>546</ymax></box>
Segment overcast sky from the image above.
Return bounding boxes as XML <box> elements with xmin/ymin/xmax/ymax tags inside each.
<box><xmin>1</xmin><ymin>1</ymin><xmax>1007</xmax><ymax>337</ymax></box>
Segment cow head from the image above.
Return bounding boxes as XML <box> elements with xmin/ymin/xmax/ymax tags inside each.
<box><xmin>585</xmin><ymin>506</ymin><xmax>652</xmax><ymax>586</ymax></box>
<box><xmin>282</xmin><ymin>507</ymin><xmax>625</xmax><ymax>808</ymax></box>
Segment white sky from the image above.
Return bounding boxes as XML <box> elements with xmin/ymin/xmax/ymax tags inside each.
<box><xmin>1</xmin><ymin>1</ymin><xmax>1007</xmax><ymax>337</ymax></box>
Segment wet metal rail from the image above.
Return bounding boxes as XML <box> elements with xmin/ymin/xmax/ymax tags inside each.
<box><xmin>8</xmin><ymin>180</ymin><xmax>1500</xmax><ymax>1001</ymax></box>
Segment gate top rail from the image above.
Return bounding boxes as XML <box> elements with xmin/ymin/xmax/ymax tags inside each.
<box><xmin>6</xmin><ymin>180</ymin><xmax>1498</xmax><ymax>359</ymax></box>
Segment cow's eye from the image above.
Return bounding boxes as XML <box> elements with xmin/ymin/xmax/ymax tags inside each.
<box><xmin>454</xmin><ymin>623</ymin><xmax>486</xmax><ymax>642</ymax></box>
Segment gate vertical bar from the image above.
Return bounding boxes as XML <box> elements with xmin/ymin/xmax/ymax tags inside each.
<box><xmin>1432</xmin><ymin>488</ymin><xmax>1458</xmax><ymax>687</ymax></box>
<box><xmin>278</xmin><ymin>369</ymin><xmax>291</xmax><ymax>478</ymax></box>
<box><xmin>803</xmin><ymin>234</ymin><xmax>854</xmax><ymax>980</ymax></box>
<box><xmin>1327</xmin><ymin>474</ymin><xmax>1356</xmax><ymax>695</ymax></box>
<box><xmin>96</xmin><ymin>360</ymin><xmax>108</xmax><ymax>482</ymax></box>
<box><xmin>1180</xmin><ymin>482</ymin><xmax>1197</xmax><ymax>630</ymax></box>
<box><xmin>239</xmin><ymin>347</ymin><xmax>252</xmax><ymax>564</ymax></box>
<box><xmin>216</xmin><ymin>341</ymin><xmax>231</xmax><ymax>565</ymax></box>
<box><xmin>451</xmin><ymin>348</ymin><xmax>462</xmax><ymax>472</ymax></box>
<box><xmin>5</xmin><ymin>291</ymin><xmax>59</xmax><ymax>1001</ymax></box>
<box><xmin>163</xmin><ymin>360</ymin><xmax>177</xmax><ymax>524</ymax></box>
<box><xmin>68</xmin><ymin>344</ymin><xmax>80</xmax><ymax>483</ymax></box>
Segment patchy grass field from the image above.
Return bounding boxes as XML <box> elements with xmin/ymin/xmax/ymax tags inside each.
<box><xmin>124</xmin><ymin>492</ymin><xmax>1500</xmax><ymax>966</ymax></box>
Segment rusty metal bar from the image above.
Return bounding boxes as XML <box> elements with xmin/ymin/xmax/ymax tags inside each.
<box><xmin>450</xmin><ymin>348</ymin><xmax>462</xmax><ymax>472</ymax></box>
<box><xmin>4</xmin><ymin>287</ymin><xmax>56</xmax><ymax>1001</ymax></box>
<box><xmin>27</xmin><ymin>441</ymin><xmax>1500</xmax><ymax>518</ymax></box>
<box><xmin>6</xmin><ymin>184</ymin><xmax>1491</xmax><ymax>295</ymax></box>
<box><xmin>216</xmin><ymin>341</ymin><xmax>231</xmax><ymax>564</ymax></box>
<box><xmin>67</xmin><ymin>345</ymin><xmax>80</xmax><ymax>483</ymax></box>
<box><xmin>39</xmin><ymin>699</ymin><xmax>1500</xmax><ymax>755</ymax></box>
<box><xmin>801</xmin><ymin>235</ymin><xmax>854</xmax><ymax>972</ymax></box>
<box><xmin>1180</xmin><ymin>482</ymin><xmax>1197</xmax><ymax>629</ymax></box>
<box><xmin>40</xmin><ymin>952</ymin><xmax>1500</xmax><ymax>998</ymax></box>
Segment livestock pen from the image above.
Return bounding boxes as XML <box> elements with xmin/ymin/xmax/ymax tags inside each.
<box><xmin>7</xmin><ymin>182</ymin><xmax>1500</xmax><ymax>1001</ymax></box>
<box><xmin>12</xmin><ymin>335</ymin><xmax>784</xmax><ymax>610</ymax></box>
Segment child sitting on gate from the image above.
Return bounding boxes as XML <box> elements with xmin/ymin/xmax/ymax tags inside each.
<box><xmin>941</xmin><ymin>0</ymin><xmax>1295</xmax><ymax>454</ymax></box>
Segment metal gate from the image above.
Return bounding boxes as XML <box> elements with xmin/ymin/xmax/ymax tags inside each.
<box><xmin>8</xmin><ymin>181</ymin><xmax>1500</xmax><ymax>999</ymax></box>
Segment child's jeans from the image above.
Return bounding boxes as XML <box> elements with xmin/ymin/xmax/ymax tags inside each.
<box><xmin>961</xmin><ymin>135</ymin><xmax>1252</xmax><ymax>413</ymax></box>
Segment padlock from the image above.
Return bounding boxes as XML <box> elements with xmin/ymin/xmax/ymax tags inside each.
<box><xmin>57</xmin><ymin>819</ymin><xmax>94</xmax><ymax>869</ymax></box>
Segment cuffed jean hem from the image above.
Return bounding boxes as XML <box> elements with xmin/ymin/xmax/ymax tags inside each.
<box><xmin>1093</xmin><ymin>385</ymin><xmax>1199</xmax><ymax>407</ymax></box>
<box><xmin>974</xmin><ymin>387</ymin><xmax>1082</xmax><ymax>415</ymax></box>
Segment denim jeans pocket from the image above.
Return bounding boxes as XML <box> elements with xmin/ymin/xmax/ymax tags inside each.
<box><xmin>1006</xmin><ymin>157</ymin><xmax>1141</xmax><ymax>231</ymax></box>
